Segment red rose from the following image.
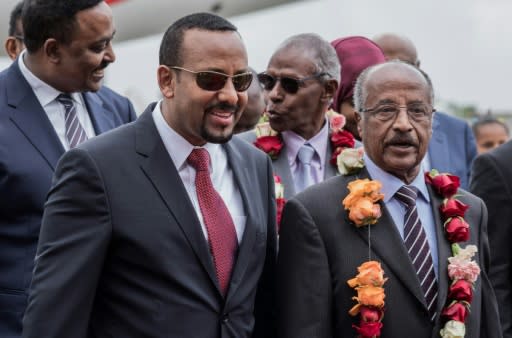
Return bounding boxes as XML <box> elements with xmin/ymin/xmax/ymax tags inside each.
<box><xmin>353</xmin><ymin>321</ymin><xmax>383</xmax><ymax>337</ymax></box>
<box><xmin>425</xmin><ymin>173</ymin><xmax>460</xmax><ymax>198</ymax></box>
<box><xmin>360</xmin><ymin>306</ymin><xmax>383</xmax><ymax>322</ymax></box>
<box><xmin>330</xmin><ymin>147</ymin><xmax>343</xmax><ymax>165</ymax></box>
<box><xmin>254</xmin><ymin>136</ymin><xmax>283</xmax><ymax>159</ymax></box>
<box><xmin>331</xmin><ymin>130</ymin><xmax>355</xmax><ymax>148</ymax></box>
<box><xmin>441</xmin><ymin>301</ymin><xmax>469</xmax><ymax>322</ymax></box>
<box><xmin>444</xmin><ymin>216</ymin><xmax>470</xmax><ymax>242</ymax></box>
<box><xmin>440</xmin><ymin>199</ymin><xmax>469</xmax><ymax>220</ymax></box>
<box><xmin>448</xmin><ymin>280</ymin><xmax>473</xmax><ymax>303</ymax></box>
<box><xmin>276</xmin><ymin>197</ymin><xmax>286</xmax><ymax>232</ymax></box>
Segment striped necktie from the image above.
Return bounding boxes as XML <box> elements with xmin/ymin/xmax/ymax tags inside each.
<box><xmin>395</xmin><ymin>185</ymin><xmax>438</xmax><ymax>320</ymax></box>
<box><xmin>56</xmin><ymin>94</ymin><xmax>88</xmax><ymax>148</ymax></box>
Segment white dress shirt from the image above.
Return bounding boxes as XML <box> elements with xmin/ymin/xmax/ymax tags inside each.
<box><xmin>152</xmin><ymin>101</ymin><xmax>246</xmax><ymax>243</ymax></box>
<box><xmin>18</xmin><ymin>50</ymin><xmax>96</xmax><ymax>150</ymax></box>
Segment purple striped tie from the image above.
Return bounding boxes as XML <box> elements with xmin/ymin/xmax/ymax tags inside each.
<box><xmin>57</xmin><ymin>94</ymin><xmax>88</xmax><ymax>148</ymax></box>
<box><xmin>395</xmin><ymin>185</ymin><xmax>438</xmax><ymax>320</ymax></box>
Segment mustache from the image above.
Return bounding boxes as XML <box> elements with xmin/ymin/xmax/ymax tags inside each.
<box><xmin>205</xmin><ymin>102</ymin><xmax>239</xmax><ymax>113</ymax></box>
<box><xmin>97</xmin><ymin>60</ymin><xmax>111</xmax><ymax>71</ymax></box>
<box><xmin>385</xmin><ymin>133</ymin><xmax>417</xmax><ymax>146</ymax></box>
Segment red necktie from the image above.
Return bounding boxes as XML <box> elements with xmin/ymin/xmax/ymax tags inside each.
<box><xmin>188</xmin><ymin>148</ymin><xmax>238</xmax><ymax>296</ymax></box>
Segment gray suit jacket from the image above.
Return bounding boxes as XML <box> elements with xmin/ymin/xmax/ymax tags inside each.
<box><xmin>237</xmin><ymin>130</ymin><xmax>337</xmax><ymax>199</ymax></box>
<box><xmin>277</xmin><ymin>168</ymin><xmax>502</xmax><ymax>338</ymax></box>
<box><xmin>22</xmin><ymin>104</ymin><xmax>277</xmax><ymax>338</ymax></box>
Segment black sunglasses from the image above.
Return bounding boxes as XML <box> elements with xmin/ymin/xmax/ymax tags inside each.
<box><xmin>257</xmin><ymin>72</ymin><xmax>328</xmax><ymax>94</ymax></box>
<box><xmin>170</xmin><ymin>66</ymin><xmax>253</xmax><ymax>92</ymax></box>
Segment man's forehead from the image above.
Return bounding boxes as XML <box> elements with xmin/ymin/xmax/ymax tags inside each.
<box><xmin>268</xmin><ymin>46</ymin><xmax>317</xmax><ymax>74</ymax></box>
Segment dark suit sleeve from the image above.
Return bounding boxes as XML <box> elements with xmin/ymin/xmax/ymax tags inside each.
<box><xmin>277</xmin><ymin>198</ymin><xmax>332</xmax><ymax>338</ymax></box>
<box><xmin>22</xmin><ymin>149</ymin><xmax>111</xmax><ymax>338</ymax></box>
<box><xmin>470</xmin><ymin>153</ymin><xmax>512</xmax><ymax>338</ymax></box>
<box><xmin>125</xmin><ymin>98</ymin><xmax>137</xmax><ymax>122</ymax></box>
<box><xmin>253</xmin><ymin>156</ymin><xmax>277</xmax><ymax>338</ymax></box>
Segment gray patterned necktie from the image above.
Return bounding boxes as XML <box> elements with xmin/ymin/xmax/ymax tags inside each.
<box><xmin>56</xmin><ymin>94</ymin><xmax>88</xmax><ymax>148</ymax></box>
<box><xmin>295</xmin><ymin>143</ymin><xmax>315</xmax><ymax>193</ymax></box>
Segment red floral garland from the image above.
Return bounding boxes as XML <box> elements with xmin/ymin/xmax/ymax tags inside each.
<box><xmin>425</xmin><ymin>170</ymin><xmax>481</xmax><ymax>337</ymax></box>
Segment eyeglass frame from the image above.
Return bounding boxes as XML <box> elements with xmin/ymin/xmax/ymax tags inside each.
<box><xmin>257</xmin><ymin>72</ymin><xmax>330</xmax><ymax>94</ymax></box>
<box><xmin>169</xmin><ymin>66</ymin><xmax>253</xmax><ymax>92</ymax></box>
<box><xmin>360</xmin><ymin>102</ymin><xmax>436</xmax><ymax>122</ymax></box>
<box><xmin>12</xmin><ymin>34</ymin><xmax>24</xmax><ymax>42</ymax></box>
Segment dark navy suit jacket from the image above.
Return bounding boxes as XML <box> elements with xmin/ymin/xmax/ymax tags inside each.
<box><xmin>0</xmin><ymin>60</ymin><xmax>137</xmax><ymax>338</ymax></box>
<box><xmin>428</xmin><ymin>111</ymin><xmax>477</xmax><ymax>189</ymax></box>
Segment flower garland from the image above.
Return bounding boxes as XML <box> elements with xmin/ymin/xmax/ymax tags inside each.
<box><xmin>425</xmin><ymin>170</ymin><xmax>481</xmax><ymax>338</ymax></box>
<box><xmin>342</xmin><ymin>179</ymin><xmax>386</xmax><ymax>337</ymax></box>
<box><xmin>274</xmin><ymin>175</ymin><xmax>285</xmax><ymax>232</ymax></box>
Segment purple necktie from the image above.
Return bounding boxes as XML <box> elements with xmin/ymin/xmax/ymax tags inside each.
<box><xmin>395</xmin><ymin>185</ymin><xmax>438</xmax><ymax>320</ymax></box>
<box><xmin>188</xmin><ymin>148</ymin><xmax>238</xmax><ymax>296</ymax></box>
<box><xmin>56</xmin><ymin>94</ymin><xmax>88</xmax><ymax>148</ymax></box>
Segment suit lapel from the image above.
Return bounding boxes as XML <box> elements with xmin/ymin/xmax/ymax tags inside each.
<box><xmin>429</xmin><ymin>185</ymin><xmax>451</xmax><ymax>316</ymax></box>
<box><xmin>428</xmin><ymin>114</ymin><xmax>448</xmax><ymax>170</ymax></box>
<box><xmin>351</xmin><ymin>169</ymin><xmax>428</xmax><ymax>309</ymax></box>
<box><xmin>324</xmin><ymin>135</ymin><xmax>337</xmax><ymax>179</ymax></box>
<box><xmin>83</xmin><ymin>91</ymin><xmax>117</xmax><ymax>135</ymax></box>
<box><xmin>135</xmin><ymin>106</ymin><xmax>219</xmax><ymax>293</ymax></box>
<box><xmin>272</xmin><ymin>143</ymin><xmax>296</xmax><ymax>199</ymax></box>
<box><xmin>6</xmin><ymin>62</ymin><xmax>64</xmax><ymax>170</ymax></box>
<box><xmin>223</xmin><ymin>142</ymin><xmax>258</xmax><ymax>300</ymax></box>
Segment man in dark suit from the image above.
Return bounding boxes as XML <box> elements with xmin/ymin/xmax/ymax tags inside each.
<box><xmin>239</xmin><ymin>34</ymin><xmax>341</xmax><ymax>199</ymax></box>
<box><xmin>0</xmin><ymin>1</ymin><xmax>136</xmax><ymax>337</ymax></box>
<box><xmin>22</xmin><ymin>12</ymin><xmax>276</xmax><ymax>338</ymax></box>
<box><xmin>277</xmin><ymin>61</ymin><xmax>501</xmax><ymax>337</ymax></box>
<box><xmin>4</xmin><ymin>1</ymin><xmax>24</xmax><ymax>61</ymax></box>
<box><xmin>373</xmin><ymin>33</ymin><xmax>477</xmax><ymax>189</ymax></box>
<box><xmin>470</xmin><ymin>141</ymin><xmax>512</xmax><ymax>338</ymax></box>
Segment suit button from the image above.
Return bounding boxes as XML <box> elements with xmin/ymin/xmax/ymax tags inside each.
<box><xmin>222</xmin><ymin>314</ymin><xmax>229</xmax><ymax>323</ymax></box>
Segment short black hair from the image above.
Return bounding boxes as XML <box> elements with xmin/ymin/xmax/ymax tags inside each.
<box><xmin>159</xmin><ymin>12</ymin><xmax>237</xmax><ymax>67</ymax></box>
<box><xmin>8</xmin><ymin>1</ymin><xmax>24</xmax><ymax>36</ymax></box>
<box><xmin>472</xmin><ymin>116</ymin><xmax>510</xmax><ymax>137</ymax></box>
<box><xmin>22</xmin><ymin>0</ymin><xmax>103</xmax><ymax>53</ymax></box>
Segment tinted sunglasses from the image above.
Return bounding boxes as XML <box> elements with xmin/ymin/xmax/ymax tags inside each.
<box><xmin>170</xmin><ymin>66</ymin><xmax>253</xmax><ymax>92</ymax></box>
<box><xmin>257</xmin><ymin>72</ymin><xmax>328</xmax><ymax>94</ymax></box>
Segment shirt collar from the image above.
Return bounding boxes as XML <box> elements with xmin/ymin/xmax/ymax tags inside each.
<box><xmin>363</xmin><ymin>153</ymin><xmax>430</xmax><ymax>203</ymax></box>
<box><xmin>281</xmin><ymin>117</ymin><xmax>329</xmax><ymax>167</ymax></box>
<box><xmin>18</xmin><ymin>50</ymin><xmax>83</xmax><ymax>107</ymax></box>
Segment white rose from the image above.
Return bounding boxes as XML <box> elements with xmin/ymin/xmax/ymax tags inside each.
<box><xmin>440</xmin><ymin>320</ymin><xmax>465</xmax><ymax>338</ymax></box>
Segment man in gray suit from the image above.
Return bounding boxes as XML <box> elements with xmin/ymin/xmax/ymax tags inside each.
<box><xmin>277</xmin><ymin>61</ymin><xmax>501</xmax><ymax>337</ymax></box>
<box><xmin>22</xmin><ymin>13</ymin><xmax>276</xmax><ymax>338</ymax></box>
<box><xmin>239</xmin><ymin>33</ymin><xmax>341</xmax><ymax>199</ymax></box>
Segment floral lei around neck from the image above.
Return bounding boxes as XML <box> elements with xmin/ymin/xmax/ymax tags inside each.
<box><xmin>253</xmin><ymin>109</ymin><xmax>359</xmax><ymax>230</ymax></box>
<box><xmin>340</xmin><ymin>163</ymin><xmax>480</xmax><ymax>337</ymax></box>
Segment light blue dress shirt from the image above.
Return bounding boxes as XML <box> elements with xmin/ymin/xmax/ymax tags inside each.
<box><xmin>364</xmin><ymin>154</ymin><xmax>439</xmax><ymax>278</ymax></box>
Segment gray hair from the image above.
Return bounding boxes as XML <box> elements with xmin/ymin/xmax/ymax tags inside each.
<box><xmin>354</xmin><ymin>60</ymin><xmax>434</xmax><ymax>113</ymax></box>
<box><xmin>276</xmin><ymin>33</ymin><xmax>341</xmax><ymax>83</ymax></box>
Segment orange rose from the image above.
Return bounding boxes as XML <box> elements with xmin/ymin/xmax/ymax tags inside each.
<box><xmin>355</xmin><ymin>285</ymin><xmax>385</xmax><ymax>308</ymax></box>
<box><xmin>344</xmin><ymin>179</ymin><xmax>384</xmax><ymax>210</ymax></box>
<box><xmin>348</xmin><ymin>197</ymin><xmax>382</xmax><ymax>227</ymax></box>
<box><xmin>347</xmin><ymin>261</ymin><xmax>386</xmax><ymax>288</ymax></box>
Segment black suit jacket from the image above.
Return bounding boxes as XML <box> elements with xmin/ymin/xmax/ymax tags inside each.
<box><xmin>470</xmin><ymin>140</ymin><xmax>512</xmax><ymax>338</ymax></box>
<box><xmin>277</xmin><ymin>168</ymin><xmax>501</xmax><ymax>338</ymax></box>
<box><xmin>0</xmin><ymin>60</ymin><xmax>136</xmax><ymax>338</ymax></box>
<box><xmin>22</xmin><ymin>105</ymin><xmax>277</xmax><ymax>338</ymax></box>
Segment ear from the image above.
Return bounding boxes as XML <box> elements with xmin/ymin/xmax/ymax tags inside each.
<box><xmin>43</xmin><ymin>39</ymin><xmax>60</xmax><ymax>64</ymax></box>
<box><xmin>4</xmin><ymin>37</ymin><xmax>18</xmax><ymax>61</ymax></box>
<box><xmin>157</xmin><ymin>65</ymin><xmax>175</xmax><ymax>98</ymax></box>
<box><xmin>320</xmin><ymin>79</ymin><xmax>338</xmax><ymax>103</ymax></box>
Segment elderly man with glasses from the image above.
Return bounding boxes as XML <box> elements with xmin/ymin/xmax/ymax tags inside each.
<box><xmin>276</xmin><ymin>60</ymin><xmax>502</xmax><ymax>338</ymax></box>
<box><xmin>239</xmin><ymin>33</ymin><xmax>343</xmax><ymax>200</ymax></box>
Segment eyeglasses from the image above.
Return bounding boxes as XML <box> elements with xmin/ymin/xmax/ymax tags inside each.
<box><xmin>13</xmin><ymin>35</ymin><xmax>23</xmax><ymax>42</ymax></box>
<box><xmin>362</xmin><ymin>102</ymin><xmax>435</xmax><ymax>122</ymax></box>
<box><xmin>257</xmin><ymin>72</ymin><xmax>328</xmax><ymax>94</ymax></box>
<box><xmin>169</xmin><ymin>66</ymin><xmax>253</xmax><ymax>92</ymax></box>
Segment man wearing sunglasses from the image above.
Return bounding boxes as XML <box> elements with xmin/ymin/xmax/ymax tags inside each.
<box><xmin>239</xmin><ymin>33</ymin><xmax>340</xmax><ymax>199</ymax></box>
<box><xmin>22</xmin><ymin>12</ymin><xmax>276</xmax><ymax>338</ymax></box>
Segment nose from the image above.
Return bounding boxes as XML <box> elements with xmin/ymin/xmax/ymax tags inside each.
<box><xmin>392</xmin><ymin>107</ymin><xmax>413</xmax><ymax>131</ymax></box>
<box><xmin>104</xmin><ymin>41</ymin><xmax>116</xmax><ymax>63</ymax></box>
<box><xmin>267</xmin><ymin>80</ymin><xmax>284</xmax><ymax>103</ymax></box>
<box><xmin>217</xmin><ymin>77</ymin><xmax>239</xmax><ymax>106</ymax></box>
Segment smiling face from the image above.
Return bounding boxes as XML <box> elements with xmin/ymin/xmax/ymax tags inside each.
<box><xmin>159</xmin><ymin>29</ymin><xmax>249</xmax><ymax>146</ymax></box>
<box><xmin>358</xmin><ymin>63</ymin><xmax>433</xmax><ymax>183</ymax></box>
<box><xmin>264</xmin><ymin>47</ymin><xmax>330</xmax><ymax>140</ymax></box>
<box><xmin>53</xmin><ymin>2</ymin><xmax>116</xmax><ymax>92</ymax></box>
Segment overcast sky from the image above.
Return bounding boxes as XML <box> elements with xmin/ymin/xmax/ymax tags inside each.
<box><xmin>3</xmin><ymin>0</ymin><xmax>511</xmax><ymax>113</ymax></box>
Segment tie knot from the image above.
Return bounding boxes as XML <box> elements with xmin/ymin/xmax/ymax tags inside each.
<box><xmin>297</xmin><ymin>143</ymin><xmax>315</xmax><ymax>165</ymax></box>
<box><xmin>56</xmin><ymin>94</ymin><xmax>74</xmax><ymax>108</ymax></box>
<box><xmin>395</xmin><ymin>185</ymin><xmax>418</xmax><ymax>207</ymax></box>
<box><xmin>188</xmin><ymin>148</ymin><xmax>210</xmax><ymax>172</ymax></box>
